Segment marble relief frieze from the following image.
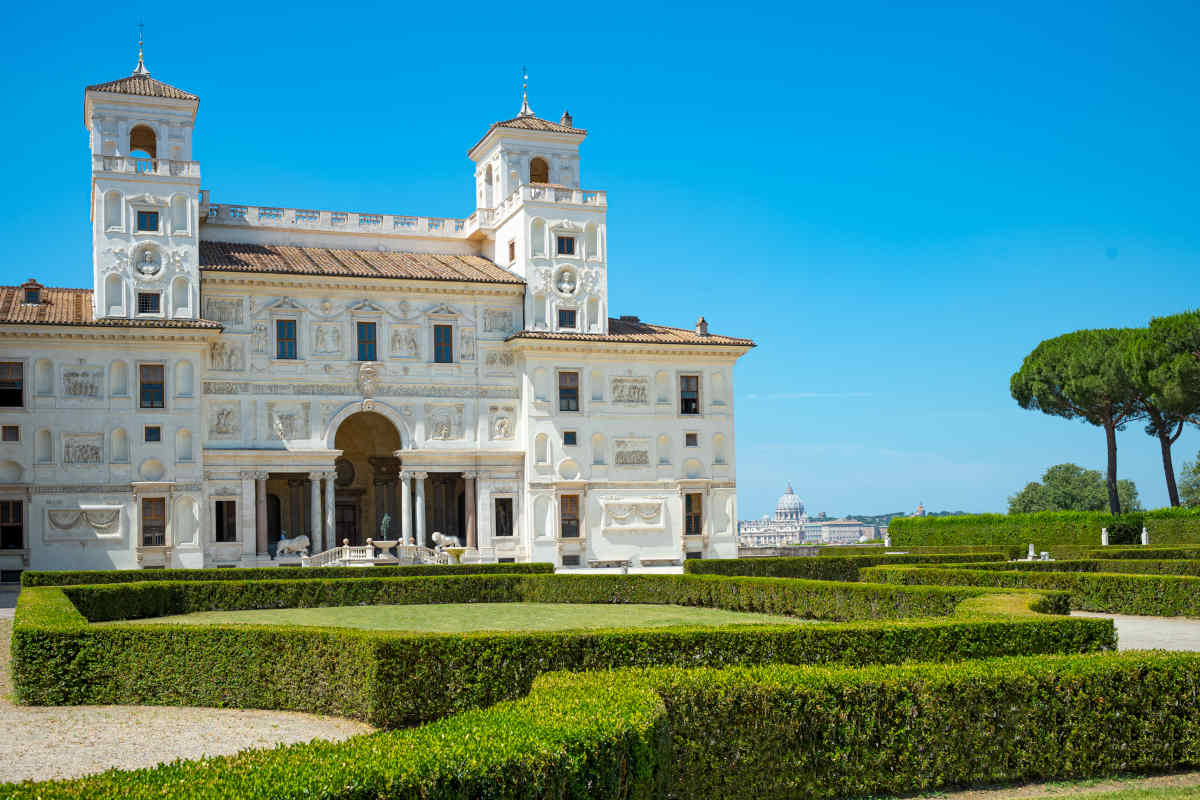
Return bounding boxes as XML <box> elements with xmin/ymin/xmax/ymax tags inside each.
<box><xmin>202</xmin><ymin>381</ymin><xmax>519</xmax><ymax>399</ymax></box>
<box><xmin>61</xmin><ymin>367</ymin><xmax>104</xmax><ymax>399</ymax></box>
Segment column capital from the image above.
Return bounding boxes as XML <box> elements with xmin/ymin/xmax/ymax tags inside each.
<box><xmin>252</xmin><ymin>471</ymin><xmax>269</xmax><ymax>481</ymax></box>
<box><xmin>411</xmin><ymin>471</ymin><xmax>429</xmax><ymax>480</ymax></box>
<box><xmin>461</xmin><ymin>471</ymin><xmax>478</xmax><ymax>480</ymax></box>
<box><xmin>399</xmin><ymin>470</ymin><xmax>412</xmax><ymax>482</ymax></box>
<box><xmin>310</xmin><ymin>470</ymin><xmax>336</xmax><ymax>481</ymax></box>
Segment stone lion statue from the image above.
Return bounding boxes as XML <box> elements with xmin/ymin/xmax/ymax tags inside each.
<box><xmin>276</xmin><ymin>533</ymin><xmax>310</xmax><ymax>557</ymax></box>
<box><xmin>431</xmin><ymin>531</ymin><xmax>461</xmax><ymax>551</ymax></box>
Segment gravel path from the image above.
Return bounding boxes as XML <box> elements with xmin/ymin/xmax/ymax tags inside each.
<box><xmin>1072</xmin><ymin>611</ymin><xmax>1200</xmax><ymax>651</ymax></box>
<box><xmin>0</xmin><ymin>616</ymin><xmax>374</xmax><ymax>784</ymax></box>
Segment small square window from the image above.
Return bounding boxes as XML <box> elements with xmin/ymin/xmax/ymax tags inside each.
<box><xmin>558</xmin><ymin>309</ymin><xmax>577</xmax><ymax>329</ymax></box>
<box><xmin>136</xmin><ymin>211</ymin><xmax>159</xmax><ymax>232</ymax></box>
<box><xmin>144</xmin><ymin>426</ymin><xmax>161</xmax><ymax>443</ymax></box>
<box><xmin>685</xmin><ymin>432</ymin><xmax>699</xmax><ymax>447</ymax></box>
<box><xmin>137</xmin><ymin>292</ymin><xmax>160</xmax><ymax>314</ymax></box>
<box><xmin>498</xmin><ymin>557</ymin><xmax>515</xmax><ymax>564</ymax></box>
<box><xmin>1</xmin><ymin>426</ymin><xmax>18</xmax><ymax>443</ymax></box>
<box><xmin>557</xmin><ymin>236</ymin><xmax>576</xmax><ymax>256</ymax></box>
<box><xmin>685</xmin><ymin>551</ymin><xmax>703</xmax><ymax>560</ymax></box>
<box><xmin>561</xmin><ymin>554</ymin><xmax>581</xmax><ymax>567</ymax></box>
<box><xmin>563</xmin><ymin>431</ymin><xmax>577</xmax><ymax>446</ymax></box>
<box><xmin>23</xmin><ymin>288</ymin><xmax>39</xmax><ymax>305</ymax></box>
<box><xmin>508</xmin><ymin>240</ymin><xmax>516</xmax><ymax>263</ymax></box>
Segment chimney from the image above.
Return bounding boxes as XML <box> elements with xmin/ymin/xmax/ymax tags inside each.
<box><xmin>560</xmin><ymin>110</ymin><xmax>573</xmax><ymax>127</ymax></box>
<box><xmin>696</xmin><ymin>316</ymin><xmax>709</xmax><ymax>336</ymax></box>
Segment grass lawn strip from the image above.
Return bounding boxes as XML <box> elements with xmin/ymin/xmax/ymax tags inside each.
<box><xmin>105</xmin><ymin>602</ymin><xmax>818</xmax><ymax>632</ymax></box>
<box><xmin>895</xmin><ymin>771</ymin><xmax>1200</xmax><ymax>799</ymax></box>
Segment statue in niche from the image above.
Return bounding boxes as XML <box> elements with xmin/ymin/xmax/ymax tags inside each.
<box><xmin>252</xmin><ymin>323</ymin><xmax>268</xmax><ymax>353</ymax></box>
<box><xmin>557</xmin><ymin>269</ymin><xmax>576</xmax><ymax>295</ymax></box>
<box><xmin>461</xmin><ymin>329</ymin><xmax>476</xmax><ymax>360</ymax></box>
<box><xmin>136</xmin><ymin>248</ymin><xmax>161</xmax><ymax>276</ymax></box>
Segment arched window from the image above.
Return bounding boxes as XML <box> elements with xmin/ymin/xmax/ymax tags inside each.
<box><xmin>34</xmin><ymin>359</ymin><xmax>53</xmax><ymax>397</ymax></box>
<box><xmin>483</xmin><ymin>164</ymin><xmax>494</xmax><ymax>208</ymax></box>
<box><xmin>170</xmin><ymin>276</ymin><xmax>191</xmax><ymax>318</ymax></box>
<box><xmin>111</xmin><ymin>428</ymin><xmax>130</xmax><ymax>463</ymax></box>
<box><xmin>105</xmin><ymin>190</ymin><xmax>123</xmax><ymax>230</ymax></box>
<box><xmin>35</xmin><ymin>429</ymin><xmax>53</xmax><ymax>464</ymax></box>
<box><xmin>129</xmin><ymin>125</ymin><xmax>157</xmax><ymax>159</ymax></box>
<box><xmin>105</xmin><ymin>274</ymin><xmax>124</xmax><ymax>317</ymax></box>
<box><xmin>529</xmin><ymin>157</ymin><xmax>549</xmax><ymax>184</ymax></box>
<box><xmin>176</xmin><ymin>429</ymin><xmax>193</xmax><ymax>462</ymax></box>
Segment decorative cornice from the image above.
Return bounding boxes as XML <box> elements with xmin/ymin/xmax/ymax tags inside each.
<box><xmin>200</xmin><ymin>272</ymin><xmax>524</xmax><ymax>298</ymax></box>
<box><xmin>202</xmin><ymin>381</ymin><xmax>519</xmax><ymax>399</ymax></box>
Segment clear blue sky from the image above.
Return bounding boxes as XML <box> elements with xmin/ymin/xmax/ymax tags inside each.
<box><xmin>3</xmin><ymin>1</ymin><xmax>1199</xmax><ymax>518</ymax></box>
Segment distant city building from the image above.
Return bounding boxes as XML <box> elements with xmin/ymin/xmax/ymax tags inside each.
<box><xmin>738</xmin><ymin>483</ymin><xmax>880</xmax><ymax>546</ymax></box>
<box><xmin>912</xmin><ymin>503</ymin><xmax>927</xmax><ymax>517</ymax></box>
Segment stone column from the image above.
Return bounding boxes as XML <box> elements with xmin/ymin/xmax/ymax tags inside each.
<box><xmin>288</xmin><ymin>477</ymin><xmax>305</xmax><ymax>539</ymax></box>
<box><xmin>239</xmin><ymin>471</ymin><xmax>257</xmax><ymax>559</ymax></box>
<box><xmin>255</xmin><ymin>473</ymin><xmax>269</xmax><ymax>556</ymax></box>
<box><xmin>308</xmin><ymin>472</ymin><xmax>323</xmax><ymax>552</ymax></box>
<box><xmin>323</xmin><ymin>472</ymin><xmax>335</xmax><ymax>553</ymax></box>
<box><xmin>413</xmin><ymin>472</ymin><xmax>428</xmax><ymax>547</ymax></box>
<box><xmin>400</xmin><ymin>471</ymin><xmax>413</xmax><ymax>544</ymax></box>
<box><xmin>463</xmin><ymin>472</ymin><xmax>477</xmax><ymax>549</ymax></box>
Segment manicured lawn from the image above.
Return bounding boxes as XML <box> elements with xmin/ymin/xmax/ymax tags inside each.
<box><xmin>109</xmin><ymin>603</ymin><xmax>815</xmax><ymax>632</ymax></box>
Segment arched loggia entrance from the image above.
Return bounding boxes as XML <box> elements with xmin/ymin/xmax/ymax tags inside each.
<box><xmin>332</xmin><ymin>411</ymin><xmax>403</xmax><ymax>546</ymax></box>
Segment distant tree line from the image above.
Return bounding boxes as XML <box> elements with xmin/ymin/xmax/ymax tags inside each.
<box><xmin>1011</xmin><ymin>310</ymin><xmax>1200</xmax><ymax>513</ymax></box>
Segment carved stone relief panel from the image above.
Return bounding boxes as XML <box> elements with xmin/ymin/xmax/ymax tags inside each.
<box><xmin>267</xmin><ymin>402</ymin><xmax>310</xmax><ymax>441</ymax></box>
<box><xmin>61</xmin><ymin>367</ymin><xmax>104</xmax><ymax>400</ymax></box>
<box><xmin>614</xmin><ymin>438</ymin><xmax>651</xmax><ymax>467</ymax></box>
<box><xmin>600</xmin><ymin>497</ymin><xmax>667</xmax><ymax>533</ymax></box>
<box><xmin>425</xmin><ymin>403</ymin><xmax>465</xmax><ymax>441</ymax></box>
<box><xmin>488</xmin><ymin>404</ymin><xmax>515</xmax><ymax>441</ymax></box>
<box><xmin>482</xmin><ymin>309</ymin><xmax>515</xmax><ymax>336</ymax></box>
<box><xmin>484</xmin><ymin>350</ymin><xmax>515</xmax><ymax>370</ymax></box>
<box><xmin>313</xmin><ymin>325</ymin><xmax>343</xmax><ymax>356</ymax></box>
<box><xmin>209</xmin><ymin>341</ymin><xmax>244</xmax><ymax>371</ymax></box>
<box><xmin>390</xmin><ymin>326</ymin><xmax>419</xmax><ymax>358</ymax></box>
<box><xmin>63</xmin><ymin>434</ymin><xmax>104</xmax><ymax>465</ymax></box>
<box><xmin>203</xmin><ymin>297</ymin><xmax>244</xmax><ymax>326</ymax></box>
<box><xmin>209</xmin><ymin>404</ymin><xmax>241</xmax><ymax>440</ymax></box>
<box><xmin>252</xmin><ymin>323</ymin><xmax>268</xmax><ymax>354</ymax></box>
<box><xmin>460</xmin><ymin>328</ymin><xmax>477</xmax><ymax>361</ymax></box>
<box><xmin>610</xmin><ymin>376</ymin><xmax>649</xmax><ymax>405</ymax></box>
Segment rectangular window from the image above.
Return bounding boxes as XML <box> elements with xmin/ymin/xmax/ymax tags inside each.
<box><xmin>141</xmin><ymin>498</ymin><xmax>165</xmax><ymax>547</ymax></box>
<box><xmin>144</xmin><ymin>426</ymin><xmax>161</xmax><ymax>443</ymax></box>
<box><xmin>685</xmin><ymin>493</ymin><xmax>703</xmax><ymax>536</ymax></box>
<box><xmin>685</xmin><ymin>432</ymin><xmax>699</xmax><ymax>447</ymax></box>
<box><xmin>560</xmin><ymin>494</ymin><xmax>580</xmax><ymax>538</ymax></box>
<box><xmin>0</xmin><ymin>569</ymin><xmax>21</xmax><ymax>583</ymax></box>
<box><xmin>276</xmin><ymin>319</ymin><xmax>297</xmax><ymax>360</ymax></box>
<box><xmin>680</xmin><ymin>375</ymin><xmax>700</xmax><ymax>415</ymax></box>
<box><xmin>0</xmin><ymin>501</ymin><xmax>23</xmax><ymax>550</ymax></box>
<box><xmin>356</xmin><ymin>322</ymin><xmax>377</xmax><ymax>361</ymax></box>
<box><xmin>685</xmin><ymin>551</ymin><xmax>703</xmax><ymax>560</ymax></box>
<box><xmin>23</xmin><ymin>288</ymin><xmax>39</xmax><ymax>305</ymax></box>
<box><xmin>563</xmin><ymin>431</ymin><xmax>577</xmax><ymax>446</ymax></box>
<box><xmin>494</xmin><ymin>498</ymin><xmax>514</xmax><ymax>538</ymax></box>
<box><xmin>136</xmin><ymin>211</ymin><xmax>159</xmax><ymax>232</ymax></box>
<box><xmin>0</xmin><ymin>363</ymin><xmax>22</xmax><ymax>408</ymax></box>
<box><xmin>557</xmin><ymin>309</ymin><xmax>577</xmax><ymax>329</ymax></box>
<box><xmin>557</xmin><ymin>236</ymin><xmax>576</xmax><ymax>255</ymax></box>
<box><xmin>215</xmin><ymin>500</ymin><xmax>237</xmax><ymax>543</ymax></box>
<box><xmin>1</xmin><ymin>426</ymin><xmax>18</xmax><ymax>443</ymax></box>
<box><xmin>433</xmin><ymin>324</ymin><xmax>454</xmax><ymax>363</ymax></box>
<box><xmin>561</xmin><ymin>553</ymin><xmax>581</xmax><ymax>567</ymax></box>
<box><xmin>508</xmin><ymin>240</ymin><xmax>516</xmax><ymax>263</ymax></box>
<box><xmin>558</xmin><ymin>371</ymin><xmax>579</xmax><ymax>412</ymax></box>
<box><xmin>498</xmin><ymin>557</ymin><xmax>515</xmax><ymax>564</ymax></box>
<box><xmin>139</xmin><ymin>364</ymin><xmax>165</xmax><ymax>409</ymax></box>
<box><xmin>137</xmin><ymin>292</ymin><xmax>160</xmax><ymax>314</ymax></box>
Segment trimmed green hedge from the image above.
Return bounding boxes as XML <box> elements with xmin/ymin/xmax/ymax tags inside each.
<box><xmin>683</xmin><ymin>552</ymin><xmax>1008</xmax><ymax>581</ymax></box>
<box><xmin>863</xmin><ymin>564</ymin><xmax>1200</xmax><ymax>616</ymax></box>
<box><xmin>1089</xmin><ymin>546</ymin><xmax>1200</xmax><ymax>560</ymax></box>
<box><xmin>20</xmin><ymin>561</ymin><xmax>553</xmax><ymax>587</ymax></box>
<box><xmin>890</xmin><ymin>507</ymin><xmax>1200</xmax><ymax>549</ymax></box>
<box><xmin>11</xmin><ymin>573</ymin><xmax>1114</xmax><ymax>729</ymax></box>
<box><xmin>953</xmin><ymin>558</ymin><xmax>1200</xmax><ymax>577</ymax></box>
<box><xmin>9</xmin><ymin>652</ymin><xmax>1200</xmax><ymax>800</ymax></box>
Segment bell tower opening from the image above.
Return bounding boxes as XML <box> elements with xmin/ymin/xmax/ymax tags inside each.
<box><xmin>529</xmin><ymin>156</ymin><xmax>549</xmax><ymax>184</ymax></box>
<box><xmin>129</xmin><ymin>125</ymin><xmax>157</xmax><ymax>160</ymax></box>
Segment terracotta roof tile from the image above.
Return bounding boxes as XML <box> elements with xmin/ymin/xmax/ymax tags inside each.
<box><xmin>0</xmin><ymin>284</ymin><xmax>219</xmax><ymax>329</ymax></box>
<box><xmin>469</xmin><ymin>113</ymin><xmax>586</xmax><ymax>154</ymax></box>
<box><xmin>199</xmin><ymin>241</ymin><xmax>524</xmax><ymax>284</ymax></box>
<box><xmin>85</xmin><ymin>75</ymin><xmax>198</xmax><ymax>101</ymax></box>
<box><xmin>508</xmin><ymin>317</ymin><xmax>755</xmax><ymax>347</ymax></box>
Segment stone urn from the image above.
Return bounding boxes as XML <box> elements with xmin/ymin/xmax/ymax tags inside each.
<box><xmin>372</xmin><ymin>540</ymin><xmax>400</xmax><ymax>561</ymax></box>
<box><xmin>446</xmin><ymin>546</ymin><xmax>467</xmax><ymax>564</ymax></box>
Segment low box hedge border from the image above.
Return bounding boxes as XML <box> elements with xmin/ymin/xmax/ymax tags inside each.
<box><xmin>683</xmin><ymin>552</ymin><xmax>1008</xmax><ymax>581</ymax></box>
<box><xmin>20</xmin><ymin>561</ymin><xmax>553</xmax><ymax>588</ymax></box>
<box><xmin>7</xmin><ymin>652</ymin><xmax>1200</xmax><ymax>800</ymax></box>
<box><xmin>862</xmin><ymin>564</ymin><xmax>1200</xmax><ymax>616</ymax></box>
<box><xmin>953</xmin><ymin>558</ymin><xmax>1200</xmax><ymax>577</ymax></box>
<box><xmin>1088</xmin><ymin>546</ymin><xmax>1200</xmax><ymax>560</ymax></box>
<box><xmin>11</xmin><ymin>573</ymin><xmax>1114</xmax><ymax>728</ymax></box>
<box><xmin>890</xmin><ymin>507</ymin><xmax>1200</xmax><ymax>549</ymax></box>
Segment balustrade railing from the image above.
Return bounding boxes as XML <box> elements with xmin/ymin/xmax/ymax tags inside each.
<box><xmin>93</xmin><ymin>154</ymin><xmax>200</xmax><ymax>177</ymax></box>
<box><xmin>302</xmin><ymin>542</ymin><xmax>452</xmax><ymax>567</ymax></box>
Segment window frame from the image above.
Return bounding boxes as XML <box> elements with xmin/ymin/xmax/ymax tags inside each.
<box><xmin>433</xmin><ymin>324</ymin><xmax>454</xmax><ymax>364</ymax></box>
<box><xmin>144</xmin><ymin>425</ymin><xmax>162</xmax><ymax>443</ymax></box>
<box><xmin>141</xmin><ymin>497</ymin><xmax>167</xmax><ymax>547</ymax></box>
<box><xmin>214</xmin><ymin>499</ymin><xmax>238</xmax><ymax>544</ymax></box>
<box><xmin>0</xmin><ymin>499</ymin><xmax>24</xmax><ymax>551</ymax></box>
<box><xmin>136</xmin><ymin>291</ymin><xmax>162</xmax><ymax>316</ymax></box>
<box><xmin>563</xmin><ymin>430</ymin><xmax>578</xmax><ymax>447</ymax></box>
<box><xmin>679</xmin><ymin>374</ymin><xmax>701</xmax><ymax>415</ymax></box>
<box><xmin>685</xmin><ymin>492</ymin><xmax>703</xmax><ymax>537</ymax></box>
<box><xmin>556</xmin><ymin>235</ymin><xmax>576</xmax><ymax>256</ymax></box>
<box><xmin>558</xmin><ymin>370</ymin><xmax>581</xmax><ymax>413</ymax></box>
<box><xmin>23</xmin><ymin>288</ymin><xmax>39</xmax><ymax>305</ymax></box>
<box><xmin>0</xmin><ymin>426</ymin><xmax>18</xmax><ymax>443</ymax></box>
<box><xmin>135</xmin><ymin>209</ymin><xmax>161</xmax><ymax>234</ymax></box>
<box><xmin>356</xmin><ymin>321</ymin><xmax>378</xmax><ymax>362</ymax></box>
<box><xmin>493</xmin><ymin>496</ymin><xmax>515</xmax><ymax>538</ymax></box>
<box><xmin>684</xmin><ymin>432</ymin><xmax>699</xmax><ymax>448</ymax></box>
<box><xmin>559</xmin><ymin>494</ymin><xmax>580</xmax><ymax>539</ymax></box>
<box><xmin>275</xmin><ymin>318</ymin><xmax>298</xmax><ymax>360</ymax></box>
<box><xmin>138</xmin><ymin>363</ymin><xmax>166</xmax><ymax>410</ymax></box>
<box><xmin>0</xmin><ymin>362</ymin><xmax>22</xmax><ymax>409</ymax></box>
<box><xmin>557</xmin><ymin>308</ymin><xmax>577</xmax><ymax>329</ymax></box>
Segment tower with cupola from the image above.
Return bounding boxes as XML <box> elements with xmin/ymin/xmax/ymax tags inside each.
<box><xmin>85</xmin><ymin>39</ymin><xmax>202</xmax><ymax>322</ymax></box>
<box><xmin>468</xmin><ymin>82</ymin><xmax>609</xmax><ymax>335</ymax></box>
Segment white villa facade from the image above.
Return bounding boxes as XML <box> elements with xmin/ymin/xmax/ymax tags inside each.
<box><xmin>0</xmin><ymin>54</ymin><xmax>754</xmax><ymax>579</ymax></box>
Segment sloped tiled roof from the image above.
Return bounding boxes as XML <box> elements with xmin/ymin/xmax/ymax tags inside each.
<box><xmin>508</xmin><ymin>317</ymin><xmax>755</xmax><ymax>347</ymax></box>
<box><xmin>469</xmin><ymin>113</ymin><xmax>586</xmax><ymax>154</ymax></box>
<box><xmin>85</xmin><ymin>74</ymin><xmax>199</xmax><ymax>101</ymax></box>
<box><xmin>199</xmin><ymin>241</ymin><xmax>524</xmax><ymax>284</ymax></box>
<box><xmin>0</xmin><ymin>285</ymin><xmax>219</xmax><ymax>329</ymax></box>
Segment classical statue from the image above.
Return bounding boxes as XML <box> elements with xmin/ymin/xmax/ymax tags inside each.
<box><xmin>276</xmin><ymin>532</ymin><xmax>311</xmax><ymax>556</ymax></box>
<box><xmin>379</xmin><ymin>513</ymin><xmax>392</xmax><ymax>539</ymax></box>
<box><xmin>136</xmin><ymin>248</ymin><xmax>160</xmax><ymax>276</ymax></box>
<box><xmin>557</xmin><ymin>269</ymin><xmax>576</xmax><ymax>294</ymax></box>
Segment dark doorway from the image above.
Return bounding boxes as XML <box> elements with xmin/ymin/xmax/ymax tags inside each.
<box><xmin>336</xmin><ymin>501</ymin><xmax>359</xmax><ymax>546</ymax></box>
<box><xmin>266</xmin><ymin>494</ymin><xmax>282</xmax><ymax>557</ymax></box>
